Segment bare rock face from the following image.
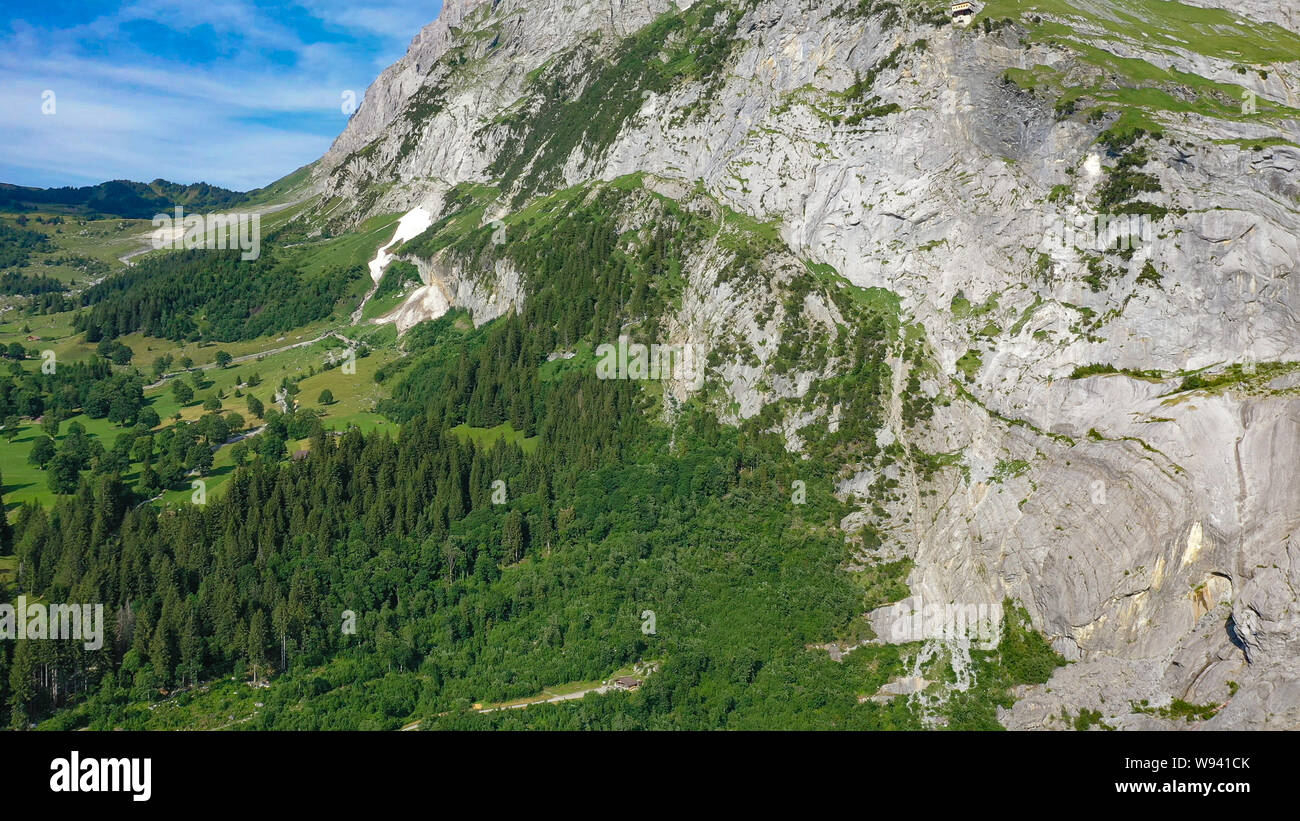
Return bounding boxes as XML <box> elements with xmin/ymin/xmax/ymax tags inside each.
<box><xmin>300</xmin><ymin>0</ymin><xmax>1300</xmax><ymax>728</ymax></box>
<box><xmin>1177</xmin><ymin>0</ymin><xmax>1300</xmax><ymax>35</ymax></box>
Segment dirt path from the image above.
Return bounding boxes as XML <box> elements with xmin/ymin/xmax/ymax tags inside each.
<box><xmin>400</xmin><ymin>677</ymin><xmax>646</xmax><ymax>730</ymax></box>
<box><xmin>144</xmin><ymin>331</ymin><xmax>358</xmax><ymax>391</ymax></box>
<box><xmin>476</xmin><ymin>684</ymin><xmax>611</xmax><ymax>714</ymax></box>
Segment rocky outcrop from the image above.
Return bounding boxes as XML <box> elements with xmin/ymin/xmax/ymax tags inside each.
<box><xmin>1178</xmin><ymin>0</ymin><xmax>1300</xmax><ymax>35</ymax></box>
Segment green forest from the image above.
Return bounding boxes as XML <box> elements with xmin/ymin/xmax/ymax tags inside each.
<box><xmin>0</xmin><ymin>177</ymin><xmax>1062</xmax><ymax>731</ymax></box>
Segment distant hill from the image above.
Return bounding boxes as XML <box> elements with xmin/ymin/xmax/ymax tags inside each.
<box><xmin>0</xmin><ymin>178</ymin><xmax>249</xmax><ymax>219</ymax></box>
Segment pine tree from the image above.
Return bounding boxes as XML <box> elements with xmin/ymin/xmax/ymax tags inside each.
<box><xmin>149</xmin><ymin>622</ymin><xmax>173</xmax><ymax>688</ymax></box>
<box><xmin>247</xmin><ymin>610</ymin><xmax>268</xmax><ymax>685</ymax></box>
<box><xmin>7</xmin><ymin>640</ymin><xmax>34</xmax><ymax>730</ymax></box>
<box><xmin>502</xmin><ymin>509</ymin><xmax>524</xmax><ymax>564</ymax></box>
<box><xmin>178</xmin><ymin>607</ymin><xmax>202</xmax><ymax>687</ymax></box>
<box><xmin>0</xmin><ymin>468</ymin><xmax>11</xmax><ymax>556</ymax></box>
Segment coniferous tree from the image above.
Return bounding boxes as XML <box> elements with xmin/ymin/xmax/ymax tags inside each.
<box><xmin>247</xmin><ymin>610</ymin><xmax>268</xmax><ymax>685</ymax></box>
<box><xmin>0</xmin><ymin>468</ymin><xmax>10</xmax><ymax>556</ymax></box>
<box><xmin>8</xmin><ymin>640</ymin><xmax>34</xmax><ymax>730</ymax></box>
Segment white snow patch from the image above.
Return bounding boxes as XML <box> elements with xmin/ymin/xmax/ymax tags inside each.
<box><xmin>368</xmin><ymin>206</ymin><xmax>433</xmax><ymax>284</ymax></box>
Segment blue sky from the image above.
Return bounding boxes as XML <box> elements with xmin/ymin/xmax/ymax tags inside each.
<box><xmin>0</xmin><ymin>0</ymin><xmax>443</xmax><ymax>191</ymax></box>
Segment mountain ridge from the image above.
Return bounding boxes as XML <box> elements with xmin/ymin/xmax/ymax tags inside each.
<box><xmin>0</xmin><ymin>178</ymin><xmax>250</xmax><ymax>220</ymax></box>
<box><xmin>286</xmin><ymin>0</ymin><xmax>1300</xmax><ymax>728</ymax></box>
<box><xmin>4</xmin><ymin>0</ymin><xmax>1295</xmax><ymax>731</ymax></box>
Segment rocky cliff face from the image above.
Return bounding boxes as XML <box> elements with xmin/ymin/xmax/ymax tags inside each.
<box><xmin>305</xmin><ymin>0</ymin><xmax>1300</xmax><ymax>728</ymax></box>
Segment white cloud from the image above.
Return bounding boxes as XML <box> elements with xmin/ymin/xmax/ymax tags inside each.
<box><xmin>293</xmin><ymin>1</ymin><xmax>439</xmax><ymax>42</ymax></box>
<box><xmin>0</xmin><ymin>0</ymin><xmax>442</xmax><ymax>189</ymax></box>
<box><xmin>0</xmin><ymin>75</ymin><xmax>333</xmax><ymax>189</ymax></box>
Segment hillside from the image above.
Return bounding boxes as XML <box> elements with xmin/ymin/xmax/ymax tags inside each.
<box><xmin>0</xmin><ymin>179</ymin><xmax>250</xmax><ymax>219</ymax></box>
<box><xmin>0</xmin><ymin>0</ymin><xmax>1297</xmax><ymax>731</ymax></box>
